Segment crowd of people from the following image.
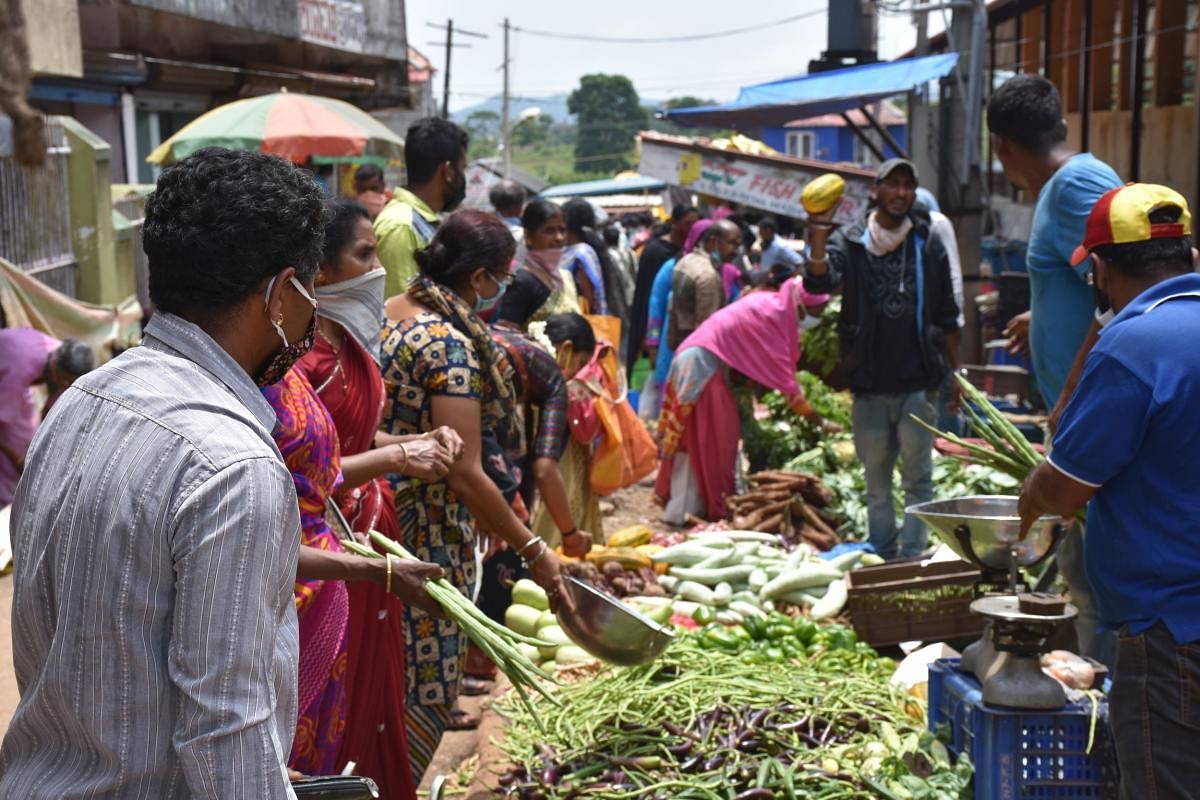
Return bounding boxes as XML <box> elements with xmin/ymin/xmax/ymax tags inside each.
<box><xmin>1</xmin><ymin>67</ymin><xmax>1198</xmax><ymax>799</ymax></box>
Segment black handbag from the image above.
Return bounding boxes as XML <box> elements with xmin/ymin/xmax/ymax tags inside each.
<box><xmin>290</xmin><ymin>775</ymin><xmax>380</xmax><ymax>799</ymax></box>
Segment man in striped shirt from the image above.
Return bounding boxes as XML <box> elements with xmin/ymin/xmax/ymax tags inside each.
<box><xmin>0</xmin><ymin>148</ymin><xmax>326</xmax><ymax>799</ymax></box>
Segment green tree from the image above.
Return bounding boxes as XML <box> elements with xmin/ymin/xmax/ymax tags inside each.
<box><xmin>567</xmin><ymin>74</ymin><xmax>649</xmax><ymax>174</ymax></box>
<box><xmin>464</xmin><ymin>110</ymin><xmax>500</xmax><ymax>159</ymax></box>
<box><xmin>512</xmin><ymin>113</ymin><xmax>554</xmax><ymax>147</ymax></box>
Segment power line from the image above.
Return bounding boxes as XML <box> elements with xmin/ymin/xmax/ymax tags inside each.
<box><xmin>510</xmin><ymin>8</ymin><xmax>826</xmax><ymax>44</ymax></box>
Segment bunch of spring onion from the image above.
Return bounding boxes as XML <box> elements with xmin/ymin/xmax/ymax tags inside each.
<box><xmin>913</xmin><ymin>373</ymin><xmax>1043</xmax><ymax>482</ymax></box>
<box><xmin>344</xmin><ymin>532</ymin><xmax>560</xmax><ymax>729</ymax></box>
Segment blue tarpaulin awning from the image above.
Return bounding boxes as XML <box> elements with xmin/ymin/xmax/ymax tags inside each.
<box><xmin>661</xmin><ymin>53</ymin><xmax>960</xmax><ymax>130</ymax></box>
<box><xmin>540</xmin><ymin>175</ymin><xmax>667</xmax><ymax>198</ymax></box>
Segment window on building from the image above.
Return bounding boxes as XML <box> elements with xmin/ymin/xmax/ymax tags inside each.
<box><xmin>785</xmin><ymin>130</ymin><xmax>815</xmax><ymax>159</ymax></box>
<box><xmin>853</xmin><ymin>135</ymin><xmax>880</xmax><ymax>168</ymax></box>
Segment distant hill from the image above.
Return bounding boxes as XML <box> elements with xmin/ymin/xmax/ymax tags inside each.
<box><xmin>452</xmin><ymin>93</ymin><xmax>663</xmax><ymax>124</ymax></box>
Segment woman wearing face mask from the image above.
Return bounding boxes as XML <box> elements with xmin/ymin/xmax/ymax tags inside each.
<box><xmin>380</xmin><ymin>210</ymin><xmax>575</xmax><ymax>785</ymax></box>
<box><xmin>495</xmin><ymin>200</ymin><xmax>581</xmax><ymax>327</ymax></box>
<box><xmin>289</xmin><ymin>199</ymin><xmax>463</xmax><ymax>798</ymax></box>
<box><xmin>258</xmin><ymin>285</ymin><xmax>450</xmax><ymax>782</ymax></box>
<box><xmin>655</xmin><ymin>278</ymin><xmax>841</xmax><ymax>526</ymax></box>
<box><xmin>532</xmin><ymin>313</ymin><xmax>606</xmax><ymax>544</ymax></box>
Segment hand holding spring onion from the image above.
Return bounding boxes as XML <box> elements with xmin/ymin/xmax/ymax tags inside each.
<box><xmin>344</xmin><ymin>532</ymin><xmax>561</xmax><ymax>730</ymax></box>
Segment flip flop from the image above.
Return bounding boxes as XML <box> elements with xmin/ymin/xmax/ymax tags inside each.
<box><xmin>446</xmin><ymin>708</ymin><xmax>480</xmax><ymax>731</ymax></box>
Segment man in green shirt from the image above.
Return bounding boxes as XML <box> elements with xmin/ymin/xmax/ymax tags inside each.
<box><xmin>375</xmin><ymin>117</ymin><xmax>470</xmax><ymax>298</ymax></box>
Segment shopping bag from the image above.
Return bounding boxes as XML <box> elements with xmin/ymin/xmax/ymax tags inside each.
<box><xmin>577</xmin><ymin>343</ymin><xmax>657</xmax><ymax>495</ymax></box>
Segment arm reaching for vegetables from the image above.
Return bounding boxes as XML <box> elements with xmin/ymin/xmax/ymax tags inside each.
<box><xmin>296</xmin><ymin>545</ymin><xmax>445</xmax><ymax>617</ymax></box>
<box><xmin>433</xmin><ymin>394</ymin><xmax>576</xmax><ymax>614</ymax></box>
<box><xmin>531</xmin><ymin>456</ymin><xmax>593</xmax><ymax>558</ymax></box>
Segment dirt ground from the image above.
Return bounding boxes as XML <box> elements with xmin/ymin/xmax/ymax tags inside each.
<box><xmin>0</xmin><ymin>575</ymin><xmax>17</xmax><ymax>737</ymax></box>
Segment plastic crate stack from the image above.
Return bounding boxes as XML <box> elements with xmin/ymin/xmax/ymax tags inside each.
<box><xmin>927</xmin><ymin>659</ymin><xmax>1119</xmax><ymax>799</ymax></box>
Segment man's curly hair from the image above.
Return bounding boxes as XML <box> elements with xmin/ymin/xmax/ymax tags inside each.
<box><xmin>143</xmin><ymin>147</ymin><xmax>327</xmax><ymax>315</ymax></box>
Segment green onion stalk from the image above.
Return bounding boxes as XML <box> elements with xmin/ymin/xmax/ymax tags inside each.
<box><xmin>344</xmin><ymin>532</ymin><xmax>560</xmax><ymax>730</ymax></box>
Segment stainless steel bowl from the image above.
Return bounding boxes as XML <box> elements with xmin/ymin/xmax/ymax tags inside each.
<box><xmin>555</xmin><ymin>577</ymin><xmax>675</xmax><ymax>666</ymax></box>
<box><xmin>905</xmin><ymin>495</ymin><xmax>1066</xmax><ymax>569</ymax></box>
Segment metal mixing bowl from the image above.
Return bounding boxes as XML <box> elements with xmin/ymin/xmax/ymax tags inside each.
<box><xmin>905</xmin><ymin>496</ymin><xmax>1066</xmax><ymax>569</ymax></box>
<box><xmin>555</xmin><ymin>577</ymin><xmax>675</xmax><ymax>665</ymax></box>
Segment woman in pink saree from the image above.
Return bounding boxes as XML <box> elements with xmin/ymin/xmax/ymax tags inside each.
<box><xmin>655</xmin><ymin>277</ymin><xmax>840</xmax><ymax>524</ymax></box>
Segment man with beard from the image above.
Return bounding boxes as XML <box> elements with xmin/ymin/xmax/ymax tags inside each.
<box><xmin>375</xmin><ymin>117</ymin><xmax>470</xmax><ymax>298</ymax></box>
<box><xmin>804</xmin><ymin>159</ymin><xmax>961</xmax><ymax>559</ymax></box>
<box><xmin>625</xmin><ymin>204</ymin><xmax>699</xmax><ymax>372</ymax></box>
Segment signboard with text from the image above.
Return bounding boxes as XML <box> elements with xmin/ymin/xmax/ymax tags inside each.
<box><xmin>638</xmin><ymin>134</ymin><xmax>873</xmax><ymax>224</ymax></box>
<box><xmin>298</xmin><ymin>0</ymin><xmax>366</xmax><ymax>53</ymax></box>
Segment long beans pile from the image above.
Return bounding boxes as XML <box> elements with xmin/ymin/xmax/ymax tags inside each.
<box><xmin>494</xmin><ymin>635</ymin><xmax>949</xmax><ymax>799</ymax></box>
<box><xmin>913</xmin><ymin>374</ymin><xmax>1043</xmax><ymax>482</ymax></box>
<box><xmin>343</xmin><ymin>532</ymin><xmax>559</xmax><ymax>728</ymax></box>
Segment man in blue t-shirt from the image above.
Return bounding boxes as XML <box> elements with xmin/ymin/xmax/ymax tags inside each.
<box><xmin>988</xmin><ymin>74</ymin><xmax>1122</xmax><ymax>664</ymax></box>
<box><xmin>1018</xmin><ymin>183</ymin><xmax>1200</xmax><ymax>796</ymax></box>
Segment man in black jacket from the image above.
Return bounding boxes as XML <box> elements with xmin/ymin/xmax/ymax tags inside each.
<box><xmin>805</xmin><ymin>159</ymin><xmax>961</xmax><ymax>558</ymax></box>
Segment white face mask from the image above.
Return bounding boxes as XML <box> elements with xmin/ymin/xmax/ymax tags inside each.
<box><xmin>314</xmin><ymin>267</ymin><xmax>387</xmax><ymax>362</ymax></box>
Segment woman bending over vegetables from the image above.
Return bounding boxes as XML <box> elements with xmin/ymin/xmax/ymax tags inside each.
<box><xmin>656</xmin><ymin>278</ymin><xmax>840</xmax><ymax>525</ymax></box>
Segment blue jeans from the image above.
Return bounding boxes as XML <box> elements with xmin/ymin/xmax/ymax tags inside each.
<box><xmin>1109</xmin><ymin>622</ymin><xmax>1200</xmax><ymax>799</ymax></box>
<box><xmin>852</xmin><ymin>390</ymin><xmax>936</xmax><ymax>559</ymax></box>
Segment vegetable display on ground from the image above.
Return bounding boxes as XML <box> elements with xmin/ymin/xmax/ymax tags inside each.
<box><xmin>494</xmin><ymin>628</ymin><xmax>971</xmax><ymax>799</ymax></box>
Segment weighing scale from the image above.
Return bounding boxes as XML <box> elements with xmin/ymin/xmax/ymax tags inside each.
<box><xmin>907</xmin><ymin>496</ymin><xmax>1076</xmax><ymax>709</ymax></box>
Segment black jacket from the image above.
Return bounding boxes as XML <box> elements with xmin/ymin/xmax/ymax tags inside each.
<box><xmin>804</xmin><ymin>209</ymin><xmax>959</xmax><ymax>394</ymax></box>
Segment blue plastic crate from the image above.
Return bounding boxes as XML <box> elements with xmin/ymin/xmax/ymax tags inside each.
<box><xmin>927</xmin><ymin>659</ymin><xmax>1119</xmax><ymax>799</ymax></box>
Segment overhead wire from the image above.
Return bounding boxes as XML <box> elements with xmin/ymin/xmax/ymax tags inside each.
<box><xmin>510</xmin><ymin>8</ymin><xmax>826</xmax><ymax>44</ymax></box>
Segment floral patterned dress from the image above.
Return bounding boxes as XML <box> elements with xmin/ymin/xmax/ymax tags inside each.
<box><xmin>378</xmin><ymin>310</ymin><xmax>485</xmax><ymax>778</ymax></box>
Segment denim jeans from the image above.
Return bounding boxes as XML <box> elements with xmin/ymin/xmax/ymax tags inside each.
<box><xmin>852</xmin><ymin>390</ymin><xmax>936</xmax><ymax>559</ymax></box>
<box><xmin>1109</xmin><ymin>622</ymin><xmax>1200</xmax><ymax>799</ymax></box>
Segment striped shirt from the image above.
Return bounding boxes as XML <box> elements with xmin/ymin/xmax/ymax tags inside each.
<box><xmin>0</xmin><ymin>312</ymin><xmax>300</xmax><ymax>799</ymax></box>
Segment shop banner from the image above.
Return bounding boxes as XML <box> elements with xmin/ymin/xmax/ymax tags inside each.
<box><xmin>638</xmin><ymin>135</ymin><xmax>874</xmax><ymax>224</ymax></box>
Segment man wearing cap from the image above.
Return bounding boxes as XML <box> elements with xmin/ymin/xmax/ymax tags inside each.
<box><xmin>1018</xmin><ymin>184</ymin><xmax>1200</xmax><ymax>795</ymax></box>
<box><xmin>805</xmin><ymin>158</ymin><xmax>961</xmax><ymax>559</ymax></box>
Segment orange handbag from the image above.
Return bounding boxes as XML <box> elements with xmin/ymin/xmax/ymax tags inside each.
<box><xmin>575</xmin><ymin>343</ymin><xmax>658</xmax><ymax>495</ymax></box>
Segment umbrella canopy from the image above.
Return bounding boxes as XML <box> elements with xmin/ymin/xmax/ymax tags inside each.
<box><xmin>146</xmin><ymin>92</ymin><xmax>404</xmax><ymax>166</ymax></box>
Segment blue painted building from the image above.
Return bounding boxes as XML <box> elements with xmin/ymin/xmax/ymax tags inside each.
<box><xmin>760</xmin><ymin>101</ymin><xmax>906</xmax><ymax>167</ymax></box>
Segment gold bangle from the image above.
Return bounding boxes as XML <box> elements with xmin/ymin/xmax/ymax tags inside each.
<box><xmin>385</xmin><ymin>554</ymin><xmax>393</xmax><ymax>595</ymax></box>
<box><xmin>517</xmin><ymin>537</ymin><xmax>542</xmax><ymax>557</ymax></box>
<box><xmin>397</xmin><ymin>443</ymin><xmax>409</xmax><ymax>473</ymax></box>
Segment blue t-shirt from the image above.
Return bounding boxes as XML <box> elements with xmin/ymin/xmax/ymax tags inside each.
<box><xmin>1027</xmin><ymin>153</ymin><xmax>1122</xmax><ymax>406</ymax></box>
<box><xmin>1048</xmin><ymin>273</ymin><xmax>1200</xmax><ymax>644</ymax></box>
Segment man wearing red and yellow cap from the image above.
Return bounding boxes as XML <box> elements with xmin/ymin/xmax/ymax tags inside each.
<box><xmin>1018</xmin><ymin>183</ymin><xmax>1200</xmax><ymax>795</ymax></box>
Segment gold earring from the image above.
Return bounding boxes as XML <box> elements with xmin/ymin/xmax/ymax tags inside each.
<box><xmin>274</xmin><ymin>314</ymin><xmax>284</xmax><ymax>325</ymax></box>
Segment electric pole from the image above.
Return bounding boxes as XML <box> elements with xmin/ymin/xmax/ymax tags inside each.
<box><xmin>502</xmin><ymin>18</ymin><xmax>512</xmax><ymax>178</ymax></box>
<box><xmin>427</xmin><ymin>21</ymin><xmax>488</xmax><ymax>120</ymax></box>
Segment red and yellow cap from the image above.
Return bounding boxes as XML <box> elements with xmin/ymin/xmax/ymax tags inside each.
<box><xmin>1071</xmin><ymin>183</ymin><xmax>1192</xmax><ymax>266</ymax></box>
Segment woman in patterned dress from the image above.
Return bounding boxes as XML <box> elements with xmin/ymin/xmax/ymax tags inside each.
<box><xmin>379</xmin><ymin>209</ymin><xmax>575</xmax><ymax>785</ymax></box>
<box><xmin>292</xmin><ymin>198</ymin><xmax>463</xmax><ymax>798</ymax></box>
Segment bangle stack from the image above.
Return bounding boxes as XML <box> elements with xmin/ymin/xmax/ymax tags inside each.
<box><xmin>518</xmin><ymin>536</ymin><xmax>549</xmax><ymax>568</ymax></box>
<box><xmin>396</xmin><ymin>444</ymin><xmax>409</xmax><ymax>473</ymax></box>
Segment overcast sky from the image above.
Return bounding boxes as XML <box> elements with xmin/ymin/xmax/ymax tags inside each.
<box><xmin>404</xmin><ymin>1</ymin><xmax>944</xmax><ymax>112</ymax></box>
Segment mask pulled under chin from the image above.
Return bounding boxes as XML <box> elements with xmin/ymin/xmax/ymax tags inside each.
<box><xmin>314</xmin><ymin>267</ymin><xmax>387</xmax><ymax>362</ymax></box>
<box><xmin>256</xmin><ymin>313</ymin><xmax>317</xmax><ymax>387</ymax></box>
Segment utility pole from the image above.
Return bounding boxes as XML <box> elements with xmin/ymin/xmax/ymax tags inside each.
<box><xmin>501</xmin><ymin>18</ymin><xmax>512</xmax><ymax>178</ymax></box>
<box><xmin>427</xmin><ymin>21</ymin><xmax>487</xmax><ymax>120</ymax></box>
<box><xmin>442</xmin><ymin>19</ymin><xmax>453</xmax><ymax>118</ymax></box>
